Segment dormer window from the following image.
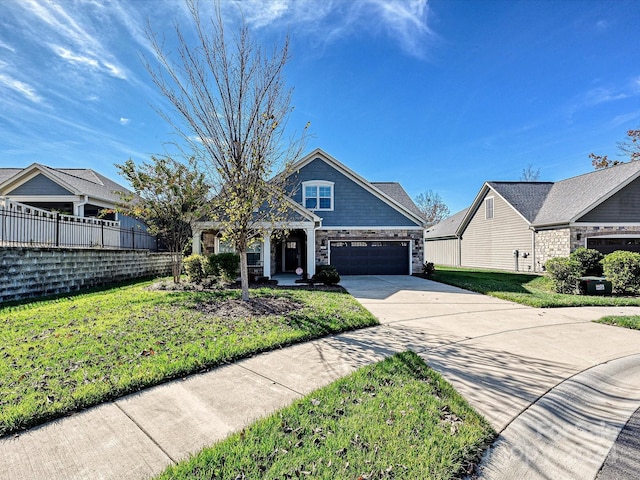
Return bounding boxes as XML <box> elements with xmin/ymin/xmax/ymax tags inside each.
<box><xmin>303</xmin><ymin>180</ymin><xmax>334</xmax><ymax>211</ymax></box>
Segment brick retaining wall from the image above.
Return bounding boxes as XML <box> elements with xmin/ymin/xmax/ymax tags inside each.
<box><xmin>0</xmin><ymin>247</ymin><xmax>173</xmax><ymax>303</ymax></box>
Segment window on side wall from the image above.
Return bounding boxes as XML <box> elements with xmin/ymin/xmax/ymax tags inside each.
<box><xmin>303</xmin><ymin>181</ymin><xmax>334</xmax><ymax>211</ymax></box>
<box><xmin>485</xmin><ymin>197</ymin><xmax>494</xmax><ymax>219</ymax></box>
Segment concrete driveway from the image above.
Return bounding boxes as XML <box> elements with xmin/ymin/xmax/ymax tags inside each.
<box><xmin>2</xmin><ymin>275</ymin><xmax>639</xmax><ymax>480</ymax></box>
<box><xmin>340</xmin><ymin>275</ymin><xmax>640</xmax><ymax>479</ymax></box>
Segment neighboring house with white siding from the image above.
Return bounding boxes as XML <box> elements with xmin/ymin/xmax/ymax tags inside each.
<box><xmin>425</xmin><ymin>161</ymin><xmax>640</xmax><ymax>272</ymax></box>
<box><xmin>0</xmin><ymin>163</ymin><xmax>153</xmax><ymax>249</ymax></box>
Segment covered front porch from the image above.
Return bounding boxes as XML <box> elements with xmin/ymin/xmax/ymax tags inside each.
<box><xmin>192</xmin><ymin>225</ymin><xmax>318</xmax><ymax>280</ymax></box>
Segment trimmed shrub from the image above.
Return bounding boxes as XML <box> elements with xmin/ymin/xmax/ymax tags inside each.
<box><xmin>183</xmin><ymin>254</ymin><xmax>206</xmax><ymax>284</ymax></box>
<box><xmin>602</xmin><ymin>251</ymin><xmax>640</xmax><ymax>295</ymax></box>
<box><xmin>207</xmin><ymin>253</ymin><xmax>240</xmax><ymax>281</ymax></box>
<box><xmin>313</xmin><ymin>265</ymin><xmax>341</xmax><ymax>285</ymax></box>
<box><xmin>570</xmin><ymin>247</ymin><xmax>604</xmax><ymax>277</ymax></box>
<box><xmin>422</xmin><ymin>262</ymin><xmax>435</xmax><ymax>276</ymax></box>
<box><xmin>545</xmin><ymin>257</ymin><xmax>582</xmax><ymax>294</ymax></box>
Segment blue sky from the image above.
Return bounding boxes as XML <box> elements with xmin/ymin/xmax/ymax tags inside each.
<box><xmin>1</xmin><ymin>0</ymin><xmax>639</xmax><ymax>213</ymax></box>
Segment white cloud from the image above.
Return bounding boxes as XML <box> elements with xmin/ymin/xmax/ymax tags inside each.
<box><xmin>0</xmin><ymin>40</ymin><xmax>15</xmax><ymax>53</ymax></box>
<box><xmin>0</xmin><ymin>73</ymin><xmax>43</xmax><ymax>103</ymax></box>
<box><xmin>15</xmin><ymin>0</ymin><xmax>129</xmax><ymax>81</ymax></box>
<box><xmin>119</xmin><ymin>117</ymin><xmax>131</xmax><ymax>126</ymax></box>
<box><xmin>229</xmin><ymin>0</ymin><xmax>433</xmax><ymax>58</ymax></box>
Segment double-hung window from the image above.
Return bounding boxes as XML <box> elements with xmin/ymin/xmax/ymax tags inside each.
<box><xmin>218</xmin><ymin>239</ymin><xmax>262</xmax><ymax>266</ymax></box>
<box><xmin>303</xmin><ymin>181</ymin><xmax>334</xmax><ymax>211</ymax></box>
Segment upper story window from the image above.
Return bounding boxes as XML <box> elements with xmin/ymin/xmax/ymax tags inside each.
<box><xmin>485</xmin><ymin>197</ymin><xmax>494</xmax><ymax>219</ymax></box>
<box><xmin>302</xmin><ymin>180</ymin><xmax>334</xmax><ymax>211</ymax></box>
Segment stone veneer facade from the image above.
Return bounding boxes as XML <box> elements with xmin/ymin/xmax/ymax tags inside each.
<box><xmin>534</xmin><ymin>228</ymin><xmax>571</xmax><ymax>271</ymax></box>
<box><xmin>535</xmin><ymin>225</ymin><xmax>640</xmax><ymax>271</ymax></box>
<box><xmin>315</xmin><ymin>229</ymin><xmax>424</xmax><ymax>274</ymax></box>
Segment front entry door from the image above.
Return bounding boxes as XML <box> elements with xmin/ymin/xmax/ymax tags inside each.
<box><xmin>284</xmin><ymin>240</ymin><xmax>299</xmax><ymax>271</ymax></box>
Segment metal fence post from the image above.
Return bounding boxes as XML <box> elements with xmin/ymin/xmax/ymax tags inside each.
<box><xmin>55</xmin><ymin>213</ymin><xmax>60</xmax><ymax>247</ymax></box>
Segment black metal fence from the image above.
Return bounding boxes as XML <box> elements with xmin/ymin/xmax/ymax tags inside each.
<box><xmin>0</xmin><ymin>198</ymin><xmax>157</xmax><ymax>250</ymax></box>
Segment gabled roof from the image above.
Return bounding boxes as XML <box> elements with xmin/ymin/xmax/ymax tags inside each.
<box><xmin>291</xmin><ymin>148</ymin><xmax>425</xmax><ymax>227</ymax></box>
<box><xmin>532</xmin><ymin>161</ymin><xmax>640</xmax><ymax>226</ymax></box>
<box><xmin>0</xmin><ymin>163</ymin><xmax>130</xmax><ymax>204</ymax></box>
<box><xmin>426</xmin><ymin>161</ymin><xmax>640</xmax><ymax>237</ymax></box>
<box><xmin>424</xmin><ymin>208</ymin><xmax>469</xmax><ymax>239</ymax></box>
<box><xmin>487</xmin><ymin>182</ymin><xmax>553</xmax><ymax>222</ymax></box>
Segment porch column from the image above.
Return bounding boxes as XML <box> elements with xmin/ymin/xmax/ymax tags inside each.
<box><xmin>263</xmin><ymin>233</ymin><xmax>271</xmax><ymax>279</ymax></box>
<box><xmin>192</xmin><ymin>229</ymin><xmax>202</xmax><ymax>254</ymax></box>
<box><xmin>306</xmin><ymin>227</ymin><xmax>316</xmax><ymax>277</ymax></box>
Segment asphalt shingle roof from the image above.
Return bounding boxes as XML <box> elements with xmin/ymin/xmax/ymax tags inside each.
<box><xmin>532</xmin><ymin>161</ymin><xmax>640</xmax><ymax>226</ymax></box>
<box><xmin>424</xmin><ymin>207</ymin><xmax>469</xmax><ymax>239</ymax></box>
<box><xmin>426</xmin><ymin>161</ymin><xmax>640</xmax><ymax>237</ymax></box>
<box><xmin>488</xmin><ymin>181</ymin><xmax>553</xmax><ymax>222</ymax></box>
<box><xmin>0</xmin><ymin>164</ymin><xmax>130</xmax><ymax>204</ymax></box>
<box><xmin>371</xmin><ymin>181</ymin><xmax>423</xmax><ymax>219</ymax></box>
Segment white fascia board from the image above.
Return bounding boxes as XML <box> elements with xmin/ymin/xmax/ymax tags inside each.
<box><xmin>291</xmin><ymin>148</ymin><xmax>425</xmax><ymax>227</ymax></box>
<box><xmin>1</xmin><ymin>164</ymin><xmax>81</xmax><ymax>196</ymax></box>
<box><xmin>319</xmin><ymin>226</ymin><xmax>423</xmax><ymax>231</ymax></box>
<box><xmin>5</xmin><ymin>195</ymin><xmax>80</xmax><ymax>203</ymax></box>
<box><xmin>455</xmin><ymin>183</ymin><xmax>490</xmax><ymax>236</ymax></box>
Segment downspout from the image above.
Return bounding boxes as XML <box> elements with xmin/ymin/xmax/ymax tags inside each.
<box><xmin>530</xmin><ymin>226</ymin><xmax>536</xmax><ymax>272</ymax></box>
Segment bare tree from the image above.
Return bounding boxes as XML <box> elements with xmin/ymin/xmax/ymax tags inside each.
<box><xmin>145</xmin><ymin>0</ymin><xmax>307</xmax><ymax>300</ymax></box>
<box><xmin>591</xmin><ymin>129</ymin><xmax>640</xmax><ymax>169</ymax></box>
<box><xmin>520</xmin><ymin>164</ymin><xmax>541</xmax><ymax>182</ymax></box>
<box><xmin>414</xmin><ymin>190</ymin><xmax>450</xmax><ymax>228</ymax></box>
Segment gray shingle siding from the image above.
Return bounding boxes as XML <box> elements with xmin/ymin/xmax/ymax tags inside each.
<box><xmin>286</xmin><ymin>158</ymin><xmax>420</xmax><ymax>227</ymax></box>
<box><xmin>8</xmin><ymin>173</ymin><xmax>74</xmax><ymax>196</ymax></box>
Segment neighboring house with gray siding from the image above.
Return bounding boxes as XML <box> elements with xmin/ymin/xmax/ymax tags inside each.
<box><xmin>193</xmin><ymin>148</ymin><xmax>425</xmax><ymax>277</ymax></box>
<box><xmin>425</xmin><ymin>161</ymin><xmax>640</xmax><ymax>272</ymax></box>
<box><xmin>0</xmin><ymin>163</ymin><xmax>153</xmax><ymax>249</ymax></box>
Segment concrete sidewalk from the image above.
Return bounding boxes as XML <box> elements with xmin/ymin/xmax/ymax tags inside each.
<box><xmin>1</xmin><ymin>275</ymin><xmax>640</xmax><ymax>479</ymax></box>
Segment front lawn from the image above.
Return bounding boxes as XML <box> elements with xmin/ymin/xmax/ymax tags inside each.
<box><xmin>0</xmin><ymin>281</ymin><xmax>378</xmax><ymax>437</ymax></box>
<box><xmin>156</xmin><ymin>351</ymin><xmax>495</xmax><ymax>480</ymax></box>
<box><xmin>429</xmin><ymin>266</ymin><xmax>640</xmax><ymax>308</ymax></box>
<box><xmin>595</xmin><ymin>316</ymin><xmax>640</xmax><ymax>330</ymax></box>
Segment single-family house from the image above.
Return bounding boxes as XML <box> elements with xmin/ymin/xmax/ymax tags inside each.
<box><xmin>425</xmin><ymin>161</ymin><xmax>640</xmax><ymax>272</ymax></box>
<box><xmin>192</xmin><ymin>148</ymin><xmax>425</xmax><ymax>278</ymax></box>
<box><xmin>0</xmin><ymin>163</ymin><xmax>152</xmax><ymax>248</ymax></box>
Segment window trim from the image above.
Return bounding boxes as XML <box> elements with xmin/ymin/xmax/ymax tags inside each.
<box><xmin>302</xmin><ymin>180</ymin><xmax>334</xmax><ymax>211</ymax></box>
<box><xmin>216</xmin><ymin>238</ymin><xmax>263</xmax><ymax>267</ymax></box>
<box><xmin>485</xmin><ymin>197</ymin><xmax>494</xmax><ymax>220</ymax></box>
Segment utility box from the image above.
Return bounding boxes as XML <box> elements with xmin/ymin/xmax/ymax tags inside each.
<box><xmin>579</xmin><ymin>276</ymin><xmax>612</xmax><ymax>295</ymax></box>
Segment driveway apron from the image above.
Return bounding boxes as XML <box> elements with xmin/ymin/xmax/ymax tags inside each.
<box><xmin>340</xmin><ymin>275</ymin><xmax>640</xmax><ymax>480</ymax></box>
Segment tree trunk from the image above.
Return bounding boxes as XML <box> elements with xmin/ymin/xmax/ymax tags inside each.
<box><xmin>239</xmin><ymin>249</ymin><xmax>250</xmax><ymax>301</ymax></box>
<box><xmin>172</xmin><ymin>251</ymin><xmax>182</xmax><ymax>284</ymax></box>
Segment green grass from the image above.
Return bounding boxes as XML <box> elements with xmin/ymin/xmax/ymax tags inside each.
<box><xmin>0</xmin><ymin>281</ymin><xmax>378</xmax><ymax>437</ymax></box>
<box><xmin>430</xmin><ymin>266</ymin><xmax>640</xmax><ymax>308</ymax></box>
<box><xmin>156</xmin><ymin>351</ymin><xmax>495</xmax><ymax>480</ymax></box>
<box><xmin>595</xmin><ymin>316</ymin><xmax>640</xmax><ymax>330</ymax></box>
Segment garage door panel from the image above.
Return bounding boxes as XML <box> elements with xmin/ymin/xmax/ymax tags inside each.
<box><xmin>330</xmin><ymin>241</ymin><xmax>409</xmax><ymax>275</ymax></box>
